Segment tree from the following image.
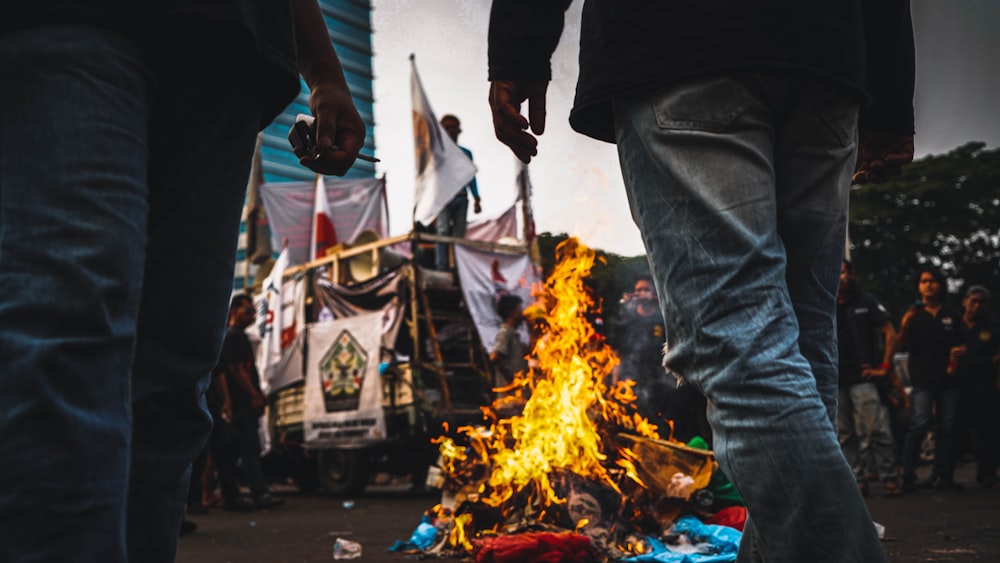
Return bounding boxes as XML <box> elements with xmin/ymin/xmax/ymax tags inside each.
<box><xmin>849</xmin><ymin>142</ymin><xmax>1000</xmax><ymax>318</ymax></box>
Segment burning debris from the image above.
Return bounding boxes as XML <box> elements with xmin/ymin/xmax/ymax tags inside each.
<box><xmin>393</xmin><ymin>239</ymin><xmax>745</xmax><ymax>562</ymax></box>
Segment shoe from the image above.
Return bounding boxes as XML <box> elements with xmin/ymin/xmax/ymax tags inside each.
<box><xmin>253</xmin><ymin>495</ymin><xmax>285</xmax><ymax>509</ymax></box>
<box><xmin>222</xmin><ymin>498</ymin><xmax>256</xmax><ymax>512</ymax></box>
<box><xmin>882</xmin><ymin>481</ymin><xmax>903</xmax><ymax>497</ymax></box>
<box><xmin>186</xmin><ymin>503</ymin><xmax>208</xmax><ymax>516</ymax></box>
<box><xmin>179</xmin><ymin>519</ymin><xmax>197</xmax><ymax>536</ymax></box>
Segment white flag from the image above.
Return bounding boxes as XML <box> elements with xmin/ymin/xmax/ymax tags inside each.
<box><xmin>410</xmin><ymin>56</ymin><xmax>477</xmax><ymax>225</ymax></box>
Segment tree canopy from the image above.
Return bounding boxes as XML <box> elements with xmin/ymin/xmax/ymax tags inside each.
<box><xmin>533</xmin><ymin>142</ymin><xmax>999</xmax><ymax>327</ymax></box>
<box><xmin>849</xmin><ymin>141</ymin><xmax>1000</xmax><ymax>318</ymax></box>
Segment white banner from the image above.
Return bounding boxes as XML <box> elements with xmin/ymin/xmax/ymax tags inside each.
<box><xmin>303</xmin><ymin>312</ymin><xmax>387</xmax><ymax>446</ymax></box>
<box><xmin>410</xmin><ymin>57</ymin><xmax>477</xmax><ymax>225</ymax></box>
<box><xmin>260</xmin><ymin>177</ymin><xmax>387</xmax><ymax>266</ymax></box>
<box><xmin>466</xmin><ymin>205</ymin><xmax>519</xmax><ymax>243</ymax></box>
<box><xmin>453</xmin><ymin>245</ymin><xmax>539</xmax><ymax>354</ymax></box>
<box><xmin>255</xmin><ymin>263</ymin><xmax>305</xmax><ymax>395</ymax></box>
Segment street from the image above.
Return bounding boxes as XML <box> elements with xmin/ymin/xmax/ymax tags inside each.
<box><xmin>177</xmin><ymin>463</ymin><xmax>1000</xmax><ymax>562</ymax></box>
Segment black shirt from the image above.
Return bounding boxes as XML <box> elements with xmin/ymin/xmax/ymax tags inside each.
<box><xmin>956</xmin><ymin>318</ymin><xmax>1000</xmax><ymax>387</ymax></box>
<box><xmin>903</xmin><ymin>306</ymin><xmax>963</xmax><ymax>389</ymax></box>
<box><xmin>837</xmin><ymin>291</ymin><xmax>892</xmax><ymax>388</ymax></box>
<box><xmin>218</xmin><ymin>325</ymin><xmax>262</xmax><ymax>412</ymax></box>
<box><xmin>488</xmin><ymin>0</ymin><xmax>915</xmax><ymax>143</ymax></box>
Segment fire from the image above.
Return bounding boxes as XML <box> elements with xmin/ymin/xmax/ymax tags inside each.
<box><xmin>429</xmin><ymin>238</ymin><xmax>715</xmax><ymax>556</ymax></box>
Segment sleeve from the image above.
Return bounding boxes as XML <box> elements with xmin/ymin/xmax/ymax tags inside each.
<box><xmin>859</xmin><ymin>0</ymin><xmax>915</xmax><ymax>134</ymax></box>
<box><xmin>491</xmin><ymin>328</ymin><xmax>506</xmax><ymax>356</ymax></box>
<box><xmin>463</xmin><ymin>147</ymin><xmax>480</xmax><ymax>199</ymax></box>
<box><xmin>487</xmin><ymin>0</ymin><xmax>573</xmax><ymax>81</ymax></box>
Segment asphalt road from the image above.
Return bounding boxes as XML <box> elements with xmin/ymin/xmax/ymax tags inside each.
<box><xmin>176</xmin><ymin>463</ymin><xmax>1000</xmax><ymax>563</ymax></box>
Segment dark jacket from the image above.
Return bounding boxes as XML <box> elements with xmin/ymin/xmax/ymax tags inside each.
<box><xmin>488</xmin><ymin>0</ymin><xmax>915</xmax><ymax>143</ymax></box>
<box><xmin>3</xmin><ymin>1</ymin><xmax>300</xmax><ymax>127</ymax></box>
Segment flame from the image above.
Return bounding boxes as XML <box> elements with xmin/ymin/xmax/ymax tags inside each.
<box><xmin>424</xmin><ymin>238</ymin><xmax>721</xmax><ymax>558</ymax></box>
<box><xmin>439</xmin><ymin>239</ymin><xmax>662</xmax><ymax>513</ymax></box>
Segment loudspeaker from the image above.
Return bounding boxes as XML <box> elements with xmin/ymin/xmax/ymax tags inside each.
<box><xmin>344</xmin><ymin>230</ymin><xmax>406</xmax><ymax>283</ymax></box>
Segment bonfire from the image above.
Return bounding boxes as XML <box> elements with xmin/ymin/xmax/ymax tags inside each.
<box><xmin>394</xmin><ymin>239</ymin><xmax>743</xmax><ymax>562</ymax></box>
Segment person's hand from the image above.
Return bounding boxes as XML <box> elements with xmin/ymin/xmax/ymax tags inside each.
<box><xmin>950</xmin><ymin>345</ymin><xmax>967</xmax><ymax>362</ymax></box>
<box><xmin>473</xmin><ymin>197</ymin><xmax>483</xmax><ymax>214</ymax></box>
<box><xmin>489</xmin><ymin>79</ymin><xmax>549</xmax><ymax>163</ymax></box>
<box><xmin>221</xmin><ymin>400</ymin><xmax>233</xmax><ymax>424</ymax></box>
<box><xmin>294</xmin><ymin>80</ymin><xmax>366</xmax><ymax>176</ymax></box>
<box><xmin>900</xmin><ymin>306</ymin><xmax>919</xmax><ymax>329</ymax></box>
<box><xmin>251</xmin><ymin>392</ymin><xmax>267</xmax><ymax>417</ymax></box>
<box><xmin>860</xmin><ymin>365</ymin><xmax>888</xmax><ymax>379</ymax></box>
<box><xmin>852</xmin><ymin>130</ymin><xmax>914</xmax><ymax>184</ymax></box>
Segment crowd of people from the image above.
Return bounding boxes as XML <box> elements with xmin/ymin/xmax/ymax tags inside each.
<box><xmin>837</xmin><ymin>263</ymin><xmax>999</xmax><ymax>497</ymax></box>
<box><xmin>5</xmin><ymin>0</ymin><xmax>995</xmax><ymax>561</ymax></box>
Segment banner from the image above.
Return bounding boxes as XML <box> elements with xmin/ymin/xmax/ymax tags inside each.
<box><xmin>260</xmin><ymin>177</ymin><xmax>387</xmax><ymax>266</ymax></box>
<box><xmin>466</xmin><ymin>205</ymin><xmax>519</xmax><ymax>243</ymax></box>
<box><xmin>255</xmin><ymin>247</ymin><xmax>289</xmax><ymax>388</ymax></box>
<box><xmin>410</xmin><ymin>56</ymin><xmax>477</xmax><ymax>225</ymax></box>
<box><xmin>303</xmin><ymin>312</ymin><xmax>388</xmax><ymax>446</ymax></box>
<box><xmin>255</xmin><ymin>249</ymin><xmax>305</xmax><ymax>395</ymax></box>
<box><xmin>313</xmin><ymin>265</ymin><xmax>407</xmax><ymax>351</ymax></box>
<box><xmin>454</xmin><ymin>244</ymin><xmax>539</xmax><ymax>355</ymax></box>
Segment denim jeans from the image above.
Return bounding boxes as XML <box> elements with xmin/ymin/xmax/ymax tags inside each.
<box><xmin>0</xmin><ymin>25</ymin><xmax>261</xmax><ymax>562</ymax></box>
<box><xmin>902</xmin><ymin>386</ymin><xmax>961</xmax><ymax>482</ymax></box>
<box><xmin>614</xmin><ymin>74</ymin><xmax>885</xmax><ymax>562</ymax></box>
<box><xmin>435</xmin><ymin>194</ymin><xmax>469</xmax><ymax>270</ymax></box>
<box><xmin>838</xmin><ymin>383</ymin><xmax>899</xmax><ymax>483</ymax></box>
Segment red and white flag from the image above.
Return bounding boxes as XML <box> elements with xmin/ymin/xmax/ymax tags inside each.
<box><xmin>410</xmin><ymin>55</ymin><xmax>477</xmax><ymax>225</ymax></box>
<box><xmin>310</xmin><ymin>174</ymin><xmax>338</xmax><ymax>260</ymax></box>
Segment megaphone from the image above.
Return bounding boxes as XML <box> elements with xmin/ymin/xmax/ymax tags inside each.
<box><xmin>344</xmin><ymin>230</ymin><xmax>406</xmax><ymax>283</ymax></box>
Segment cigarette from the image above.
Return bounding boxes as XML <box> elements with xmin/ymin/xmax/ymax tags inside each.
<box><xmin>314</xmin><ymin>146</ymin><xmax>380</xmax><ymax>163</ymax></box>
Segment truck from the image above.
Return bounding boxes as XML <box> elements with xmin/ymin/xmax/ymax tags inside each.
<box><xmin>258</xmin><ymin>231</ymin><xmax>533</xmax><ymax>496</ymax></box>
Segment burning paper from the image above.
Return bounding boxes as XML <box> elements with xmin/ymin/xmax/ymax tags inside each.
<box><xmin>397</xmin><ymin>238</ymin><xmax>738</xmax><ymax>561</ymax></box>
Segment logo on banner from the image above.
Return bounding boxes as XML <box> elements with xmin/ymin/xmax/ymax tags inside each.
<box><xmin>320</xmin><ymin>330</ymin><xmax>369</xmax><ymax>413</ymax></box>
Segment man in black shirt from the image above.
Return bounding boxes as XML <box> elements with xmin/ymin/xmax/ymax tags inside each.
<box><xmin>217</xmin><ymin>294</ymin><xmax>284</xmax><ymax>510</ymax></box>
<box><xmin>955</xmin><ymin>286</ymin><xmax>1000</xmax><ymax>488</ymax></box>
<box><xmin>836</xmin><ymin>261</ymin><xmax>902</xmax><ymax>496</ymax></box>
<box><xmin>608</xmin><ymin>275</ymin><xmax>676</xmax><ymax>432</ymax></box>
<box><xmin>897</xmin><ymin>267</ymin><xmax>965</xmax><ymax>491</ymax></box>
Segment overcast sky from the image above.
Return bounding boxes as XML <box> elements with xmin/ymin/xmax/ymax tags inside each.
<box><xmin>369</xmin><ymin>1</ymin><xmax>1000</xmax><ymax>257</ymax></box>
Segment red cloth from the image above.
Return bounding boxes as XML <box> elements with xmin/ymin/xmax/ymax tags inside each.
<box><xmin>705</xmin><ymin>506</ymin><xmax>747</xmax><ymax>532</ymax></box>
<box><xmin>473</xmin><ymin>532</ymin><xmax>599</xmax><ymax>563</ymax></box>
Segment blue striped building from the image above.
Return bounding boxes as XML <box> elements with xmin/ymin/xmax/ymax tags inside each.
<box><xmin>235</xmin><ymin>0</ymin><xmax>375</xmax><ymax>290</ymax></box>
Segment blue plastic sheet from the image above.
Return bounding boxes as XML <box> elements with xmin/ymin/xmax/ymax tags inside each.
<box><xmin>388</xmin><ymin>515</ymin><xmax>440</xmax><ymax>552</ymax></box>
<box><xmin>623</xmin><ymin>516</ymin><xmax>741</xmax><ymax>563</ymax></box>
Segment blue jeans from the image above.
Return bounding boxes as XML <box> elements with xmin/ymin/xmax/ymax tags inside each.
<box><xmin>614</xmin><ymin>74</ymin><xmax>885</xmax><ymax>562</ymax></box>
<box><xmin>435</xmin><ymin>194</ymin><xmax>469</xmax><ymax>270</ymax></box>
<box><xmin>838</xmin><ymin>383</ymin><xmax>900</xmax><ymax>483</ymax></box>
<box><xmin>0</xmin><ymin>26</ymin><xmax>261</xmax><ymax>562</ymax></box>
<box><xmin>902</xmin><ymin>386</ymin><xmax>961</xmax><ymax>482</ymax></box>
